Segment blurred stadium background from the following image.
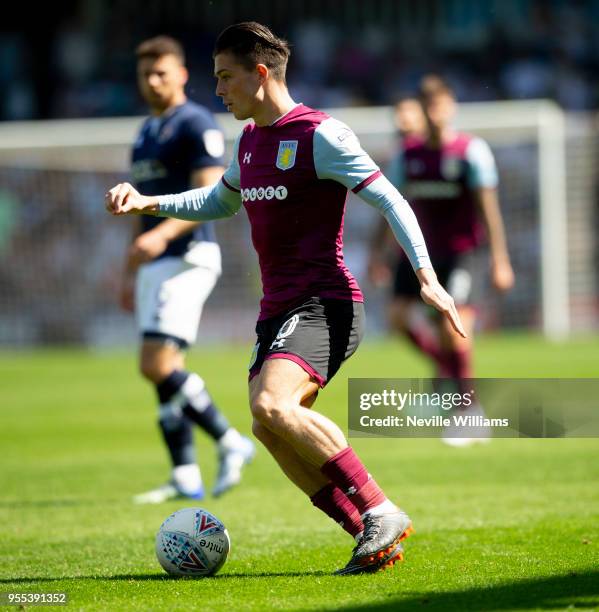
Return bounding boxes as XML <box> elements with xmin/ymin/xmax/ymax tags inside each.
<box><xmin>0</xmin><ymin>0</ymin><xmax>598</xmax><ymax>347</ymax></box>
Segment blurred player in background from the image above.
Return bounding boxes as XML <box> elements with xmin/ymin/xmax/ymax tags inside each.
<box><xmin>107</xmin><ymin>23</ymin><xmax>465</xmax><ymax>574</ymax></box>
<box><xmin>393</xmin><ymin>95</ymin><xmax>428</xmax><ymax>140</ymax></box>
<box><xmin>122</xmin><ymin>36</ymin><xmax>254</xmax><ymax>504</ymax></box>
<box><xmin>369</xmin><ymin>76</ymin><xmax>514</xmax><ymax>445</ymax></box>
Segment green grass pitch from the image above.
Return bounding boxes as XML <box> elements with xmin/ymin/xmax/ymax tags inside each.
<box><xmin>1</xmin><ymin>334</ymin><xmax>598</xmax><ymax>610</ymax></box>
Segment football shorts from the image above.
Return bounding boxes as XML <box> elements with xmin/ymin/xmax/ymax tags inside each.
<box><xmin>393</xmin><ymin>250</ymin><xmax>484</xmax><ymax>306</ymax></box>
<box><xmin>136</xmin><ymin>250</ymin><xmax>220</xmax><ymax>348</ymax></box>
<box><xmin>248</xmin><ymin>297</ymin><xmax>365</xmax><ymax>388</ymax></box>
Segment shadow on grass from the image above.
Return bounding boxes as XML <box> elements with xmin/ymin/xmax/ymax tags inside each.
<box><xmin>338</xmin><ymin>570</ymin><xmax>599</xmax><ymax>611</ymax></box>
<box><xmin>0</xmin><ymin>498</ymin><xmax>123</xmax><ymax>509</ymax></box>
<box><xmin>0</xmin><ymin>570</ymin><xmax>330</xmax><ymax>583</ymax></box>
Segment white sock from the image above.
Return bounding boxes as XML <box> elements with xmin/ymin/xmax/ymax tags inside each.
<box><xmin>218</xmin><ymin>428</ymin><xmax>243</xmax><ymax>451</ymax></box>
<box><xmin>172</xmin><ymin>463</ymin><xmax>202</xmax><ymax>495</ymax></box>
<box><xmin>362</xmin><ymin>498</ymin><xmax>397</xmax><ymax>519</ymax></box>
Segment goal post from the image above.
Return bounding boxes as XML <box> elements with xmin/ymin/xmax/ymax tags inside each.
<box><xmin>456</xmin><ymin>100</ymin><xmax>569</xmax><ymax>341</ymax></box>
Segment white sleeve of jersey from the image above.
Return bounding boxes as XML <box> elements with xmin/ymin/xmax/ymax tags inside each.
<box><xmin>465</xmin><ymin>137</ymin><xmax>498</xmax><ymax>189</ymax></box>
<box><xmin>313</xmin><ymin>117</ymin><xmax>380</xmax><ymax>189</ymax></box>
<box><xmin>156</xmin><ymin>134</ymin><xmax>242</xmax><ymax>221</ymax></box>
<box><xmin>221</xmin><ymin>132</ymin><xmax>242</xmax><ymax>191</ymax></box>
<box><xmin>313</xmin><ymin>117</ymin><xmax>431</xmax><ymax>271</ymax></box>
<box><xmin>156</xmin><ymin>180</ymin><xmax>241</xmax><ymax>221</ymax></box>
<box><xmin>358</xmin><ymin>175</ymin><xmax>431</xmax><ymax>271</ymax></box>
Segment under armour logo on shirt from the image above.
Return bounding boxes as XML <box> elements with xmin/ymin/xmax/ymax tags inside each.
<box><xmin>243</xmin><ymin>152</ymin><xmax>252</xmax><ymax>164</ymax></box>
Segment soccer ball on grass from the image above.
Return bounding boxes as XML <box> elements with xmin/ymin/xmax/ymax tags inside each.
<box><xmin>156</xmin><ymin>507</ymin><xmax>230</xmax><ymax>577</ymax></box>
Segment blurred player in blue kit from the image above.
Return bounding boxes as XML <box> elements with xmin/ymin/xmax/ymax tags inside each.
<box><xmin>121</xmin><ymin>36</ymin><xmax>254</xmax><ymax>503</ymax></box>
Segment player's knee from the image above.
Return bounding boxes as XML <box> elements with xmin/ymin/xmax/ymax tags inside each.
<box><xmin>250</xmin><ymin>391</ymin><xmax>290</xmax><ymax>429</ymax></box>
<box><xmin>250</xmin><ymin>391</ymin><xmax>275</xmax><ymax>424</ymax></box>
<box><xmin>251</xmin><ymin>419</ymin><xmax>273</xmax><ymax>444</ymax></box>
<box><xmin>139</xmin><ymin>355</ymin><xmax>173</xmax><ymax>383</ymax></box>
<box><xmin>140</xmin><ymin>359</ymin><xmax>162</xmax><ymax>383</ymax></box>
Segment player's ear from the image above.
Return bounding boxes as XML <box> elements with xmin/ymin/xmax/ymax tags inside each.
<box><xmin>180</xmin><ymin>65</ymin><xmax>189</xmax><ymax>86</ymax></box>
<box><xmin>256</xmin><ymin>64</ymin><xmax>268</xmax><ymax>84</ymax></box>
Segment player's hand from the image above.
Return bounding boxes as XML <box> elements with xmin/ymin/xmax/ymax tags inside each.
<box><xmin>105</xmin><ymin>183</ymin><xmax>156</xmax><ymax>215</ymax></box>
<box><xmin>129</xmin><ymin>230</ymin><xmax>168</xmax><ymax>265</ymax></box>
<box><xmin>417</xmin><ymin>268</ymin><xmax>467</xmax><ymax>338</ymax></box>
<box><xmin>491</xmin><ymin>260</ymin><xmax>515</xmax><ymax>292</ymax></box>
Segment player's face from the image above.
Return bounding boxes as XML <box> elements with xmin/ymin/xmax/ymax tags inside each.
<box><xmin>214</xmin><ymin>52</ymin><xmax>262</xmax><ymax>120</ymax></box>
<box><xmin>423</xmin><ymin>93</ymin><xmax>457</xmax><ymax>130</ymax></box>
<box><xmin>394</xmin><ymin>100</ymin><xmax>427</xmax><ymax>138</ymax></box>
<box><xmin>137</xmin><ymin>54</ymin><xmax>187</xmax><ymax>111</ymax></box>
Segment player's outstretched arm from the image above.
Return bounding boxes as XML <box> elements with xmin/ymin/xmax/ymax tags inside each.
<box><xmin>466</xmin><ymin>137</ymin><xmax>514</xmax><ymax>292</ymax></box>
<box><xmin>349</xmin><ymin>175</ymin><xmax>466</xmax><ymax>336</ymax></box>
<box><xmin>105</xmin><ymin>180</ymin><xmax>242</xmax><ymax>222</ymax></box>
<box><xmin>105</xmin><ymin>183</ymin><xmax>158</xmax><ymax>215</ymax></box>
<box><xmin>476</xmin><ymin>187</ymin><xmax>515</xmax><ymax>292</ymax></box>
<box><xmin>368</xmin><ymin>180</ymin><xmax>466</xmax><ymax>337</ymax></box>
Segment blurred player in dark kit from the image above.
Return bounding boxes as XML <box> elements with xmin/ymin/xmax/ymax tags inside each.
<box><xmin>122</xmin><ymin>36</ymin><xmax>254</xmax><ymax>504</ymax></box>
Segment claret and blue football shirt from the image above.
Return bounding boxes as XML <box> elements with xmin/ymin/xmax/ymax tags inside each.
<box><xmin>157</xmin><ymin>103</ymin><xmax>432</xmax><ymax>319</ymax></box>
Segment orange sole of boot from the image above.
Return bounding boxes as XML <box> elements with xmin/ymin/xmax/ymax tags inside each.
<box><xmin>379</xmin><ymin>550</ymin><xmax>405</xmax><ymax>571</ymax></box>
<box><xmin>359</xmin><ymin>523</ymin><xmax>415</xmax><ymax>571</ymax></box>
<box><xmin>377</xmin><ymin>524</ymin><xmax>414</xmax><ymax>572</ymax></box>
<box><xmin>400</xmin><ymin>524</ymin><xmax>415</xmax><ymax>542</ymax></box>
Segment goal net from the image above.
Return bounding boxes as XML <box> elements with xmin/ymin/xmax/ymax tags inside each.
<box><xmin>0</xmin><ymin>101</ymin><xmax>594</xmax><ymax>346</ymax></box>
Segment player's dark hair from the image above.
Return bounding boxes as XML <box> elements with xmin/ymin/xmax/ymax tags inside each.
<box><xmin>418</xmin><ymin>74</ymin><xmax>455</xmax><ymax>101</ymax></box>
<box><xmin>394</xmin><ymin>94</ymin><xmax>422</xmax><ymax>108</ymax></box>
<box><xmin>213</xmin><ymin>22</ymin><xmax>290</xmax><ymax>81</ymax></box>
<box><xmin>136</xmin><ymin>36</ymin><xmax>185</xmax><ymax>64</ymax></box>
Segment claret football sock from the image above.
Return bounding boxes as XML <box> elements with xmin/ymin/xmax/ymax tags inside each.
<box><xmin>403</xmin><ymin>306</ymin><xmax>443</xmax><ymax>364</ymax></box>
<box><xmin>443</xmin><ymin>347</ymin><xmax>473</xmax><ymax>378</ymax></box>
<box><xmin>310</xmin><ymin>482</ymin><xmax>364</xmax><ymax>538</ymax></box>
<box><xmin>321</xmin><ymin>447</ymin><xmax>387</xmax><ymax>515</ymax></box>
<box><xmin>406</xmin><ymin>326</ymin><xmax>443</xmax><ymax>363</ymax></box>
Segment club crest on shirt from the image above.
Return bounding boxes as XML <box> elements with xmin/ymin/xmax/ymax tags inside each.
<box><xmin>276</xmin><ymin>140</ymin><xmax>298</xmax><ymax>171</ymax></box>
<box><xmin>158</xmin><ymin>125</ymin><xmax>175</xmax><ymax>144</ymax></box>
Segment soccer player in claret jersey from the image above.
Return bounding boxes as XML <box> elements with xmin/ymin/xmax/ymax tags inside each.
<box><xmin>122</xmin><ymin>36</ymin><xmax>254</xmax><ymax>504</ymax></box>
<box><xmin>370</xmin><ymin>76</ymin><xmax>514</xmax><ymax>446</ymax></box>
<box><xmin>106</xmin><ymin>23</ymin><xmax>465</xmax><ymax>575</ymax></box>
